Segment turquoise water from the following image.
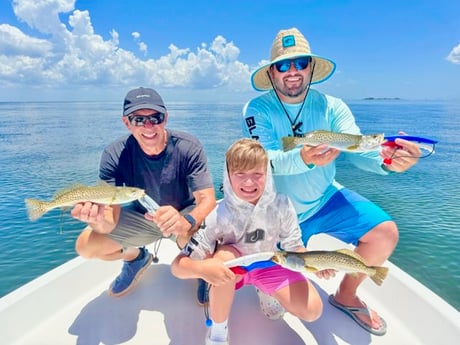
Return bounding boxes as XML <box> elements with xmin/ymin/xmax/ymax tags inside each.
<box><xmin>0</xmin><ymin>100</ymin><xmax>458</xmax><ymax>311</ymax></box>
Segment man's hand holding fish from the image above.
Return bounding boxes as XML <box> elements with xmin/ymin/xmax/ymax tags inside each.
<box><xmin>71</xmin><ymin>202</ymin><xmax>117</xmax><ymax>235</ymax></box>
<box><xmin>300</xmin><ymin>143</ymin><xmax>341</xmax><ymax>167</ymax></box>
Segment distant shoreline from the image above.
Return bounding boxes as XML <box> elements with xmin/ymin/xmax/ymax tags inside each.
<box><xmin>363</xmin><ymin>97</ymin><xmax>401</xmax><ymax>100</ymax></box>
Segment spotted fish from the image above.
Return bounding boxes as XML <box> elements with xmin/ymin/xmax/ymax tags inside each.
<box><xmin>282</xmin><ymin>130</ymin><xmax>385</xmax><ymax>152</ymax></box>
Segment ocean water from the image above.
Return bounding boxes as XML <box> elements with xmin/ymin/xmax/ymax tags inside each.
<box><xmin>0</xmin><ymin>99</ymin><xmax>459</xmax><ymax>311</ymax></box>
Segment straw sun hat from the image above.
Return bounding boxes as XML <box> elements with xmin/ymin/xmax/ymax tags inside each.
<box><xmin>251</xmin><ymin>28</ymin><xmax>336</xmax><ymax>91</ymax></box>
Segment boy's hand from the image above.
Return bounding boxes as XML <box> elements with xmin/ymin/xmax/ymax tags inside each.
<box><xmin>200</xmin><ymin>258</ymin><xmax>236</xmax><ymax>286</ymax></box>
<box><xmin>315</xmin><ymin>269</ymin><xmax>337</xmax><ymax>279</ymax></box>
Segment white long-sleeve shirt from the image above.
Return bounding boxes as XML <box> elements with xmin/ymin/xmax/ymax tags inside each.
<box><xmin>183</xmin><ymin>161</ymin><xmax>303</xmax><ymax>259</ymax></box>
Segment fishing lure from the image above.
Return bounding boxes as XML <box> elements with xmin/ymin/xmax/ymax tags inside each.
<box><xmin>224</xmin><ymin>252</ymin><xmax>276</xmax><ymax>274</ymax></box>
<box><xmin>138</xmin><ymin>194</ymin><xmax>160</xmax><ymax>214</ymax></box>
<box><xmin>381</xmin><ymin>135</ymin><xmax>438</xmax><ymax>165</ymax></box>
<box><xmin>137</xmin><ymin>194</ymin><xmax>161</xmax><ymax>262</ymax></box>
<box><xmin>383</xmin><ymin>135</ymin><xmax>438</xmax><ymax>147</ymax></box>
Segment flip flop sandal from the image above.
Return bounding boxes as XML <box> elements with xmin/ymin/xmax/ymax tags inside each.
<box><xmin>328</xmin><ymin>294</ymin><xmax>387</xmax><ymax>336</ymax></box>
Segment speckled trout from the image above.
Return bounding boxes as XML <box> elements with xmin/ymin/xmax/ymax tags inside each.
<box><xmin>282</xmin><ymin>130</ymin><xmax>385</xmax><ymax>152</ymax></box>
<box><xmin>271</xmin><ymin>249</ymin><xmax>389</xmax><ymax>286</ymax></box>
<box><xmin>25</xmin><ymin>182</ymin><xmax>145</xmax><ymax>221</ymax></box>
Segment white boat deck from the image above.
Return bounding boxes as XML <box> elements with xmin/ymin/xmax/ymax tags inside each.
<box><xmin>1</xmin><ymin>234</ymin><xmax>459</xmax><ymax>345</ymax></box>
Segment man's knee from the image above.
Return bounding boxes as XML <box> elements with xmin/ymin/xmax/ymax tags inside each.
<box><xmin>380</xmin><ymin>221</ymin><xmax>399</xmax><ymax>246</ymax></box>
<box><xmin>75</xmin><ymin>229</ymin><xmax>98</xmax><ymax>258</ymax></box>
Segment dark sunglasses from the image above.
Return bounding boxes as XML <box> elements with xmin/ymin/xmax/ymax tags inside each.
<box><xmin>273</xmin><ymin>57</ymin><xmax>312</xmax><ymax>73</ymax></box>
<box><xmin>127</xmin><ymin>113</ymin><xmax>165</xmax><ymax>126</ymax></box>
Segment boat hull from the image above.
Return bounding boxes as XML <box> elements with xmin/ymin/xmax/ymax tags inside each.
<box><xmin>0</xmin><ymin>234</ymin><xmax>459</xmax><ymax>344</ymax></box>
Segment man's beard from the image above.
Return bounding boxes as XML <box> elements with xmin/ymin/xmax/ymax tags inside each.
<box><xmin>274</xmin><ymin>79</ymin><xmax>308</xmax><ymax>98</ymax></box>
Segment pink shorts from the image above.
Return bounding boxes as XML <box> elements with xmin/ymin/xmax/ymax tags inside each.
<box><xmin>235</xmin><ymin>264</ymin><xmax>307</xmax><ymax>295</ymax></box>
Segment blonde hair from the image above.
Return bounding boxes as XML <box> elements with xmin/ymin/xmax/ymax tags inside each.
<box><xmin>226</xmin><ymin>138</ymin><xmax>268</xmax><ymax>173</ymax></box>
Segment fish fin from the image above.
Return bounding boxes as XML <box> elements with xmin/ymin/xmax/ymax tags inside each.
<box><xmin>53</xmin><ymin>184</ymin><xmax>87</xmax><ymax>198</ymax></box>
<box><xmin>310</xmin><ymin>130</ymin><xmax>330</xmax><ymax>135</ymax></box>
<box><xmin>271</xmin><ymin>254</ymin><xmax>281</xmax><ymax>264</ymax></box>
<box><xmin>24</xmin><ymin>198</ymin><xmax>49</xmax><ymax>221</ymax></box>
<box><xmin>336</xmin><ymin>249</ymin><xmax>367</xmax><ymax>262</ymax></box>
<box><xmin>304</xmin><ymin>265</ymin><xmax>319</xmax><ymax>273</ymax></box>
<box><xmin>281</xmin><ymin>137</ymin><xmax>298</xmax><ymax>151</ymax></box>
<box><xmin>370</xmin><ymin>266</ymin><xmax>389</xmax><ymax>286</ymax></box>
<box><xmin>347</xmin><ymin>144</ymin><xmax>359</xmax><ymax>151</ymax></box>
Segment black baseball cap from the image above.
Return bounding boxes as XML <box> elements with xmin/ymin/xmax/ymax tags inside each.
<box><xmin>123</xmin><ymin>87</ymin><xmax>166</xmax><ymax>116</ymax></box>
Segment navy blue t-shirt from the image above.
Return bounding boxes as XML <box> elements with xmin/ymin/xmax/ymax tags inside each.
<box><xmin>99</xmin><ymin>129</ymin><xmax>213</xmax><ymax>212</ymax></box>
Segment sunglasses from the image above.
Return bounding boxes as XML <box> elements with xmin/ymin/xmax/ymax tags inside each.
<box><xmin>273</xmin><ymin>57</ymin><xmax>312</xmax><ymax>73</ymax></box>
<box><xmin>127</xmin><ymin>113</ymin><xmax>165</xmax><ymax>126</ymax></box>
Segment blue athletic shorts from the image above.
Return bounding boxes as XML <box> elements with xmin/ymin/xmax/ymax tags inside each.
<box><xmin>299</xmin><ymin>188</ymin><xmax>392</xmax><ymax>246</ymax></box>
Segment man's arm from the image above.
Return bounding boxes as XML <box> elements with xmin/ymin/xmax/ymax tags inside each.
<box><xmin>175</xmin><ymin>187</ymin><xmax>216</xmax><ymax>248</ymax></box>
<box><xmin>147</xmin><ymin>187</ymin><xmax>216</xmax><ymax>246</ymax></box>
<box><xmin>188</xmin><ymin>187</ymin><xmax>216</xmax><ymax>230</ymax></box>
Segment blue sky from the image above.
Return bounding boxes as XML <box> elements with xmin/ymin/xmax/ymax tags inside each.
<box><xmin>0</xmin><ymin>0</ymin><xmax>459</xmax><ymax>102</ymax></box>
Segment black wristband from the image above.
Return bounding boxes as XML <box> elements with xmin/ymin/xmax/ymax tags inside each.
<box><xmin>184</xmin><ymin>214</ymin><xmax>196</xmax><ymax>230</ymax></box>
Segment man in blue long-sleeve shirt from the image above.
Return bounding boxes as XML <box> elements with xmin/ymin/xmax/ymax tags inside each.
<box><xmin>243</xmin><ymin>27</ymin><xmax>421</xmax><ymax>336</ymax></box>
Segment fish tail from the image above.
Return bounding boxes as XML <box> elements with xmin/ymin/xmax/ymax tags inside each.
<box><xmin>24</xmin><ymin>198</ymin><xmax>49</xmax><ymax>221</ymax></box>
<box><xmin>282</xmin><ymin>137</ymin><xmax>298</xmax><ymax>151</ymax></box>
<box><xmin>370</xmin><ymin>266</ymin><xmax>389</xmax><ymax>286</ymax></box>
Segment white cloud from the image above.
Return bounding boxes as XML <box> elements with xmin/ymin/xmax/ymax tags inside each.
<box><xmin>446</xmin><ymin>43</ymin><xmax>460</xmax><ymax>64</ymax></box>
<box><xmin>12</xmin><ymin>0</ymin><xmax>75</xmax><ymax>36</ymax></box>
<box><xmin>1</xmin><ymin>0</ymin><xmax>253</xmax><ymax>98</ymax></box>
<box><xmin>138</xmin><ymin>42</ymin><xmax>148</xmax><ymax>55</ymax></box>
<box><xmin>0</xmin><ymin>24</ymin><xmax>52</xmax><ymax>57</ymax></box>
<box><xmin>132</xmin><ymin>32</ymin><xmax>148</xmax><ymax>56</ymax></box>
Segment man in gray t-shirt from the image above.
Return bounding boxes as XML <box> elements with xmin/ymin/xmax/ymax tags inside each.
<box><xmin>71</xmin><ymin>87</ymin><xmax>216</xmax><ymax>297</ymax></box>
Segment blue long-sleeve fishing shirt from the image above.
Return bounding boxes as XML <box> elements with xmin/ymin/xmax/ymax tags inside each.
<box><xmin>242</xmin><ymin>89</ymin><xmax>389</xmax><ymax>223</ymax></box>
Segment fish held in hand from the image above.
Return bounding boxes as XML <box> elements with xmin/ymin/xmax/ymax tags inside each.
<box><xmin>271</xmin><ymin>249</ymin><xmax>389</xmax><ymax>286</ymax></box>
<box><xmin>25</xmin><ymin>182</ymin><xmax>145</xmax><ymax>221</ymax></box>
<box><xmin>282</xmin><ymin>130</ymin><xmax>385</xmax><ymax>152</ymax></box>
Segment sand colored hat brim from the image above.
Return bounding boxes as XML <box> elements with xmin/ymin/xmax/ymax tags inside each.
<box><xmin>251</xmin><ymin>28</ymin><xmax>336</xmax><ymax>91</ymax></box>
<box><xmin>251</xmin><ymin>54</ymin><xmax>336</xmax><ymax>91</ymax></box>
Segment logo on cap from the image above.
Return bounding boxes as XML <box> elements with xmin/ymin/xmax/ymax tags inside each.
<box><xmin>282</xmin><ymin>35</ymin><xmax>295</xmax><ymax>48</ymax></box>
